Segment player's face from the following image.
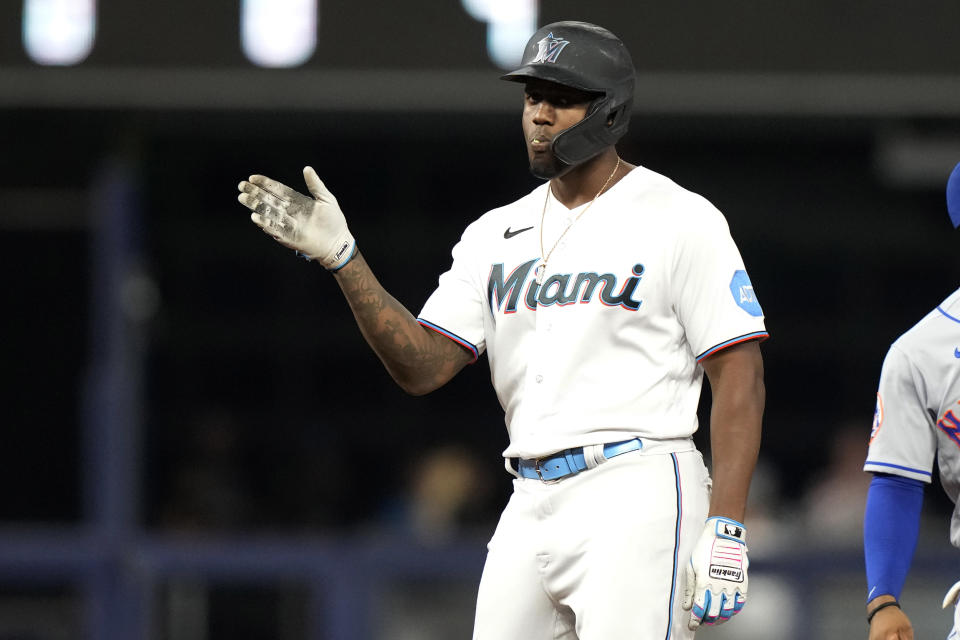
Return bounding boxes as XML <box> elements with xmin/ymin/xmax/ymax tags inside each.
<box><xmin>522</xmin><ymin>79</ymin><xmax>595</xmax><ymax>179</ymax></box>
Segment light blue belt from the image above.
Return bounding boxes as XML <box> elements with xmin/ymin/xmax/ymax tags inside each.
<box><xmin>515</xmin><ymin>438</ymin><xmax>643</xmax><ymax>481</ymax></box>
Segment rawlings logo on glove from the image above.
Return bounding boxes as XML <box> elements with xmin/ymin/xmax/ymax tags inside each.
<box><xmin>681</xmin><ymin>516</ymin><xmax>748</xmax><ymax>629</ymax></box>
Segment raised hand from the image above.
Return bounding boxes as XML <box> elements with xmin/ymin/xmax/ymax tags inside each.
<box><xmin>238</xmin><ymin>166</ymin><xmax>356</xmax><ymax>270</ymax></box>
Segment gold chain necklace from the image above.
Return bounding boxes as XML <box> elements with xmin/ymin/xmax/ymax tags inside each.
<box><xmin>535</xmin><ymin>157</ymin><xmax>621</xmax><ymax>285</ymax></box>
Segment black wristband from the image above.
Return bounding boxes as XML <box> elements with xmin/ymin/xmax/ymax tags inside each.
<box><xmin>866</xmin><ymin>600</ymin><xmax>901</xmax><ymax>624</ymax></box>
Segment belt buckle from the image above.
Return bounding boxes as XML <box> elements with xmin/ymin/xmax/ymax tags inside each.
<box><xmin>533</xmin><ymin>457</ymin><xmax>561</xmax><ymax>483</ymax></box>
<box><xmin>534</xmin><ymin>457</ymin><xmax>546</xmax><ymax>481</ymax></box>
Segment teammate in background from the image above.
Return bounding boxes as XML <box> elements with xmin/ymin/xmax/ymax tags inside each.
<box><xmin>237</xmin><ymin>21</ymin><xmax>767</xmax><ymax>639</ymax></box>
<box><xmin>863</xmin><ymin>161</ymin><xmax>960</xmax><ymax>640</ymax></box>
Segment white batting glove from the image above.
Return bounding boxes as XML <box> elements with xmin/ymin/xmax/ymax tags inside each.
<box><xmin>237</xmin><ymin>166</ymin><xmax>356</xmax><ymax>271</ymax></box>
<box><xmin>681</xmin><ymin>516</ymin><xmax>748</xmax><ymax>629</ymax></box>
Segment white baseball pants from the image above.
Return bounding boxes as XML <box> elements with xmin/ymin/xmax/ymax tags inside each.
<box><xmin>472</xmin><ymin>441</ymin><xmax>711</xmax><ymax>640</ymax></box>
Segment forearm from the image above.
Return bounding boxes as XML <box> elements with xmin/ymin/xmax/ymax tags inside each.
<box><xmin>333</xmin><ymin>250</ymin><xmax>470</xmax><ymax>394</ymax></box>
<box><xmin>864</xmin><ymin>474</ymin><xmax>924</xmax><ymax>604</ymax></box>
<box><xmin>708</xmin><ymin>391</ymin><xmax>763</xmax><ymax>521</ymax></box>
<box><xmin>703</xmin><ymin>343</ymin><xmax>765</xmax><ymax>522</ymax></box>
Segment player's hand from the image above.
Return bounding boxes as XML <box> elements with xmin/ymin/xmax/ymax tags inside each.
<box><xmin>867</xmin><ymin>598</ymin><xmax>913</xmax><ymax>640</ymax></box>
<box><xmin>681</xmin><ymin>516</ymin><xmax>748</xmax><ymax>629</ymax></box>
<box><xmin>237</xmin><ymin>166</ymin><xmax>356</xmax><ymax>270</ymax></box>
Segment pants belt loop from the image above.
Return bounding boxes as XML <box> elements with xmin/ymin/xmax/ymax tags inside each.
<box><xmin>562</xmin><ymin>450</ymin><xmax>580</xmax><ymax>476</ymax></box>
<box><xmin>582</xmin><ymin>443</ymin><xmax>605</xmax><ymax>469</ymax></box>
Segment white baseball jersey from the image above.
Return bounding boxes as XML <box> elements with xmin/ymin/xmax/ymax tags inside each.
<box><xmin>864</xmin><ymin>287</ymin><xmax>960</xmax><ymax>547</ymax></box>
<box><xmin>418</xmin><ymin>166</ymin><xmax>768</xmax><ymax>459</ymax></box>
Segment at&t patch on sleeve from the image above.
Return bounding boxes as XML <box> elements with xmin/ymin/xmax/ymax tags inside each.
<box><xmin>729</xmin><ymin>270</ymin><xmax>763</xmax><ymax>317</ymax></box>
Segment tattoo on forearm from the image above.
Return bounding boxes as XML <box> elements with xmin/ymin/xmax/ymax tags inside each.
<box><xmin>334</xmin><ymin>254</ymin><xmax>469</xmax><ymax>386</ymax></box>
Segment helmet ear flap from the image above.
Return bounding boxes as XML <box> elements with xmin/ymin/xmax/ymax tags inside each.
<box><xmin>606</xmin><ymin>103</ymin><xmax>626</xmax><ymax>128</ymax></box>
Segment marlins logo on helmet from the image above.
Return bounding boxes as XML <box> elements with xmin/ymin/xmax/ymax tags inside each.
<box><xmin>531</xmin><ymin>33</ymin><xmax>570</xmax><ymax>64</ymax></box>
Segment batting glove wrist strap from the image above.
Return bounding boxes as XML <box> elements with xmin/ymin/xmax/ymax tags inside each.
<box><xmin>681</xmin><ymin>516</ymin><xmax>748</xmax><ymax>630</ymax></box>
<box><xmin>296</xmin><ymin>232</ymin><xmax>356</xmax><ymax>271</ymax></box>
<box><xmin>238</xmin><ymin>166</ymin><xmax>356</xmax><ymax>271</ymax></box>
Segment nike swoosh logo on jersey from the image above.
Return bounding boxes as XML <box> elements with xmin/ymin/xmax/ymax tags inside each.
<box><xmin>504</xmin><ymin>225</ymin><xmax>534</xmax><ymax>239</ymax></box>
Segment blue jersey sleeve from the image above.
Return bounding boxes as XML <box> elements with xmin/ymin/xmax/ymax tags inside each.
<box><xmin>863</xmin><ymin>473</ymin><xmax>924</xmax><ymax>602</ymax></box>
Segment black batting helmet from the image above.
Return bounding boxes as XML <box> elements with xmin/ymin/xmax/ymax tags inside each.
<box><xmin>501</xmin><ymin>21</ymin><xmax>635</xmax><ymax>166</ymax></box>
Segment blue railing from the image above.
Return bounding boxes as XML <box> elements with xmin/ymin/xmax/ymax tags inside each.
<box><xmin>0</xmin><ymin>528</ymin><xmax>954</xmax><ymax>640</ymax></box>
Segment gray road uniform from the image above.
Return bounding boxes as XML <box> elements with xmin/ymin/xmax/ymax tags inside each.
<box><xmin>864</xmin><ymin>287</ymin><xmax>960</xmax><ymax>638</ymax></box>
<box><xmin>864</xmin><ymin>287</ymin><xmax>960</xmax><ymax>540</ymax></box>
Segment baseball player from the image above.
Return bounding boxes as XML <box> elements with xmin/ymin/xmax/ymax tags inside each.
<box><xmin>237</xmin><ymin>21</ymin><xmax>767</xmax><ymax>639</ymax></box>
<box><xmin>863</xmin><ymin>161</ymin><xmax>960</xmax><ymax>640</ymax></box>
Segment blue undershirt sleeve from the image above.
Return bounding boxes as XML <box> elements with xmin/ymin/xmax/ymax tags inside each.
<box><xmin>863</xmin><ymin>473</ymin><xmax>925</xmax><ymax>602</ymax></box>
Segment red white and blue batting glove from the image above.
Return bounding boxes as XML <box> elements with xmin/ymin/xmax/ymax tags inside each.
<box><xmin>681</xmin><ymin>516</ymin><xmax>748</xmax><ymax>629</ymax></box>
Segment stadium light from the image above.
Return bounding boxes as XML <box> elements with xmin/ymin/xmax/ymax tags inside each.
<box><xmin>241</xmin><ymin>0</ymin><xmax>317</xmax><ymax>68</ymax></box>
<box><xmin>461</xmin><ymin>0</ymin><xmax>537</xmax><ymax>69</ymax></box>
<box><xmin>23</xmin><ymin>0</ymin><xmax>96</xmax><ymax>66</ymax></box>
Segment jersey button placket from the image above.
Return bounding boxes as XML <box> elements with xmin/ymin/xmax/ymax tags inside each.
<box><xmin>528</xmin><ymin>296</ymin><xmax>548</xmax><ymax>398</ymax></box>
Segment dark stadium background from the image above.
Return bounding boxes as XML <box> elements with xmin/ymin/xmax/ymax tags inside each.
<box><xmin>2</xmin><ymin>1</ymin><xmax>960</xmax><ymax>638</ymax></box>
